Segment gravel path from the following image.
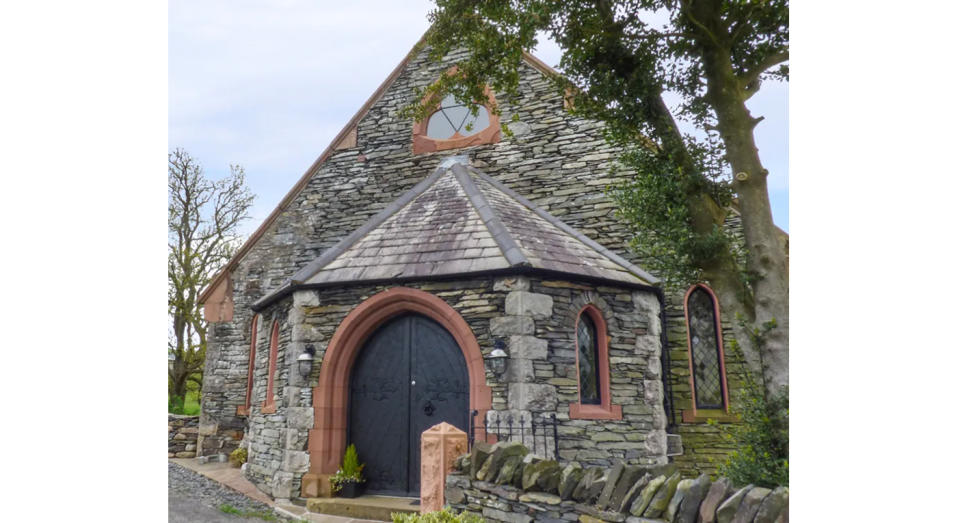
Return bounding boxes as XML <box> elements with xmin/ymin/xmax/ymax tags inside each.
<box><xmin>168</xmin><ymin>461</ymin><xmax>282</xmax><ymax>522</ymax></box>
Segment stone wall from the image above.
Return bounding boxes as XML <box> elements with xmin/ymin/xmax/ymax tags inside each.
<box><xmin>664</xmin><ymin>214</ymin><xmax>751</xmax><ymax>478</ymax></box>
<box><xmin>445</xmin><ymin>443</ymin><xmax>787</xmax><ymax>523</ymax></box>
<box><xmin>665</xmin><ymin>292</ymin><xmax>749</xmax><ymax>478</ymax></box>
<box><xmin>241</xmin><ymin>274</ymin><xmax>664</xmax><ymax>500</ymax></box>
<box><xmin>169</xmin><ymin>414</ymin><xmax>199</xmax><ymax>458</ymax></box>
<box><xmin>516</xmin><ymin>278</ymin><xmax>666</xmax><ymax>467</ymax></box>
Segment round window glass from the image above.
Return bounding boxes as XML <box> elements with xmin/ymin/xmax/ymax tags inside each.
<box><xmin>425</xmin><ymin>95</ymin><xmax>490</xmax><ymax>139</ymax></box>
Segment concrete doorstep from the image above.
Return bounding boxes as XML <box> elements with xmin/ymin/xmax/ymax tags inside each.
<box><xmin>305</xmin><ymin>495</ymin><xmax>420</xmax><ymax>521</ymax></box>
<box><xmin>275</xmin><ymin>502</ymin><xmax>388</xmax><ymax>523</ymax></box>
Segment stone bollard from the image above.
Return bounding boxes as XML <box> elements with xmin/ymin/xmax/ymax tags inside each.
<box><xmin>420</xmin><ymin>422</ymin><xmax>468</xmax><ymax>513</ymax></box>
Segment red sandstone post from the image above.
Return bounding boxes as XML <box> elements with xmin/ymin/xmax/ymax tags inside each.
<box><xmin>420</xmin><ymin>422</ymin><xmax>468</xmax><ymax>513</ymax></box>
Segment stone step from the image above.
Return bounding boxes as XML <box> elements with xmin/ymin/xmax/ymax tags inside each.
<box><xmin>306</xmin><ymin>495</ymin><xmax>420</xmax><ymax>522</ymax></box>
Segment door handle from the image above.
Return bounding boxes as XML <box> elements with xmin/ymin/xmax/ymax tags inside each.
<box><xmin>423</xmin><ymin>401</ymin><xmax>435</xmax><ymax>416</ymax></box>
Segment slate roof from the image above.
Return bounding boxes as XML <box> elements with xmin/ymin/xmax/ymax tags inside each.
<box><xmin>257</xmin><ymin>159</ymin><xmax>657</xmax><ymax>308</ymax></box>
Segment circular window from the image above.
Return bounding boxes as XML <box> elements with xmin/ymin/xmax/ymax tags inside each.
<box><xmin>425</xmin><ymin>95</ymin><xmax>491</xmax><ymax>139</ymax></box>
<box><xmin>412</xmin><ymin>84</ymin><xmax>501</xmax><ymax>154</ymax></box>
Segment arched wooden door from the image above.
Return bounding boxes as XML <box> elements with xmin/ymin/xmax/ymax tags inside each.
<box><xmin>348</xmin><ymin>313</ymin><xmax>469</xmax><ymax>496</ymax></box>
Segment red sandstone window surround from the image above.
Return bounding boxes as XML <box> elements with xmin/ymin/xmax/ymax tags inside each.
<box><xmin>412</xmin><ymin>78</ymin><xmax>501</xmax><ymax>154</ymax></box>
<box><xmin>237</xmin><ymin>315</ymin><xmax>259</xmax><ymax>416</ymax></box>
<box><xmin>261</xmin><ymin>320</ymin><xmax>280</xmax><ymax>414</ymax></box>
<box><xmin>682</xmin><ymin>284</ymin><xmax>731</xmax><ymax>423</ymax></box>
<box><xmin>569</xmin><ymin>305</ymin><xmax>622</xmax><ymax>420</ymax></box>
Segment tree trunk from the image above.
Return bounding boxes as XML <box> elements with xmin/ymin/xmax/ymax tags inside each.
<box><xmin>641</xmin><ymin>88</ymin><xmax>764</xmax><ymax>377</ymax></box>
<box><xmin>695</xmin><ymin>19</ymin><xmax>790</xmax><ymax>397</ymax></box>
<box><xmin>171</xmin><ymin>359</ymin><xmax>189</xmax><ymax>399</ymax></box>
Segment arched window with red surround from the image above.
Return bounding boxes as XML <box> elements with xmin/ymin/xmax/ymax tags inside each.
<box><xmin>569</xmin><ymin>305</ymin><xmax>622</xmax><ymax>420</ymax></box>
<box><xmin>683</xmin><ymin>284</ymin><xmax>730</xmax><ymax>421</ymax></box>
<box><xmin>237</xmin><ymin>315</ymin><xmax>259</xmax><ymax>416</ymax></box>
<box><xmin>261</xmin><ymin>320</ymin><xmax>280</xmax><ymax>414</ymax></box>
<box><xmin>411</xmin><ymin>75</ymin><xmax>501</xmax><ymax>154</ymax></box>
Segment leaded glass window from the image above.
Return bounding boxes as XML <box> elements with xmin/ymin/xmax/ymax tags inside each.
<box><xmin>425</xmin><ymin>94</ymin><xmax>490</xmax><ymax>139</ymax></box>
<box><xmin>687</xmin><ymin>287</ymin><xmax>725</xmax><ymax>409</ymax></box>
<box><xmin>577</xmin><ymin>313</ymin><xmax>601</xmax><ymax>405</ymax></box>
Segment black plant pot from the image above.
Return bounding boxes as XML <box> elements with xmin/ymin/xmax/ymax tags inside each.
<box><xmin>338</xmin><ymin>481</ymin><xmax>364</xmax><ymax>498</ymax></box>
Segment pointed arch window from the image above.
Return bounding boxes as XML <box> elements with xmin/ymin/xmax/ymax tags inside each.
<box><xmin>569</xmin><ymin>305</ymin><xmax>621</xmax><ymax>420</ymax></box>
<box><xmin>261</xmin><ymin>320</ymin><xmax>280</xmax><ymax>414</ymax></box>
<box><xmin>683</xmin><ymin>284</ymin><xmax>730</xmax><ymax>420</ymax></box>
<box><xmin>577</xmin><ymin>313</ymin><xmax>601</xmax><ymax>405</ymax></box>
<box><xmin>237</xmin><ymin>315</ymin><xmax>259</xmax><ymax>416</ymax></box>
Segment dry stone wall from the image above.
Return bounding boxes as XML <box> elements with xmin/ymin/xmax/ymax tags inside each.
<box><xmin>169</xmin><ymin>414</ymin><xmax>199</xmax><ymax>458</ymax></box>
<box><xmin>446</xmin><ymin>443</ymin><xmax>787</xmax><ymax>523</ymax></box>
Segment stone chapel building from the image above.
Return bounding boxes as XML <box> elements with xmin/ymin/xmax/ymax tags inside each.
<box><xmin>198</xmin><ymin>37</ymin><xmax>753</xmax><ymax>501</ymax></box>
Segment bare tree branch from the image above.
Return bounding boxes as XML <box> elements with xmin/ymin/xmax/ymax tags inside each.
<box><xmin>168</xmin><ymin>148</ymin><xmax>253</xmax><ymax>403</ymax></box>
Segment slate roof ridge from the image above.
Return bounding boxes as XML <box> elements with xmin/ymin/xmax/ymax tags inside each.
<box><xmin>293</xmin><ymin>164</ymin><xmax>456</xmax><ymax>285</ymax></box>
<box><xmin>449</xmin><ymin>163</ymin><xmax>529</xmax><ymax>268</ymax></box>
<box><xmin>465</xmin><ymin>165</ymin><xmax>660</xmax><ymax>285</ymax></box>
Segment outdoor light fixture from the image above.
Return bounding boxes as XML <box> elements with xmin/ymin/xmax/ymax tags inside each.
<box><xmin>488</xmin><ymin>339</ymin><xmax>508</xmax><ymax>376</ymax></box>
<box><xmin>298</xmin><ymin>345</ymin><xmax>315</xmax><ymax>378</ymax></box>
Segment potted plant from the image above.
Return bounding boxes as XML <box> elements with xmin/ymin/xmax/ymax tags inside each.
<box><xmin>330</xmin><ymin>443</ymin><xmax>365</xmax><ymax>498</ymax></box>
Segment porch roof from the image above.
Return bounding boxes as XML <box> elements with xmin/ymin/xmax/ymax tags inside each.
<box><xmin>255</xmin><ymin>158</ymin><xmax>657</xmax><ymax>309</ymax></box>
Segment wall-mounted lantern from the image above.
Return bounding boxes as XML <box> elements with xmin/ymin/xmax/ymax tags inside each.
<box><xmin>298</xmin><ymin>345</ymin><xmax>316</xmax><ymax>378</ymax></box>
<box><xmin>488</xmin><ymin>339</ymin><xmax>508</xmax><ymax>377</ymax></box>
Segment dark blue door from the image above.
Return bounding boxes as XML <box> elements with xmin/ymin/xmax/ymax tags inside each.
<box><xmin>348</xmin><ymin>313</ymin><xmax>469</xmax><ymax>496</ymax></box>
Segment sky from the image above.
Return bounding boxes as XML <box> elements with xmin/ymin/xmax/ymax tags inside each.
<box><xmin>169</xmin><ymin>0</ymin><xmax>788</xmax><ymax>237</ymax></box>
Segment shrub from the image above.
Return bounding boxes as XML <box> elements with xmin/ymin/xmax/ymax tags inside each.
<box><xmin>229</xmin><ymin>447</ymin><xmax>248</xmax><ymax>467</ymax></box>
<box><xmin>330</xmin><ymin>444</ymin><xmax>365</xmax><ymax>493</ymax></box>
<box><xmin>392</xmin><ymin>508</ymin><xmax>484</xmax><ymax>523</ymax></box>
<box><xmin>707</xmin><ymin>317</ymin><xmax>789</xmax><ymax>488</ymax></box>
<box><xmin>168</xmin><ymin>395</ymin><xmax>185</xmax><ymax>414</ymax></box>
<box><xmin>713</xmin><ymin>384</ymin><xmax>788</xmax><ymax>488</ymax></box>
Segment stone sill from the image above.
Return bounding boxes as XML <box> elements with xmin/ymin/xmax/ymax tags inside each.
<box><xmin>568</xmin><ymin>402</ymin><xmax>622</xmax><ymax>420</ymax></box>
<box><xmin>261</xmin><ymin>401</ymin><xmax>277</xmax><ymax>414</ymax></box>
<box><xmin>681</xmin><ymin>409</ymin><xmax>738</xmax><ymax>423</ymax></box>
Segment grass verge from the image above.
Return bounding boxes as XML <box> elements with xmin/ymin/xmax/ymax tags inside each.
<box><xmin>218</xmin><ymin>504</ymin><xmax>280</xmax><ymax>521</ymax></box>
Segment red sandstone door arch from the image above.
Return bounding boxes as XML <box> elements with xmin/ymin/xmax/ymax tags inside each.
<box><xmin>307</xmin><ymin>287</ymin><xmax>492</xmax><ymax>479</ymax></box>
